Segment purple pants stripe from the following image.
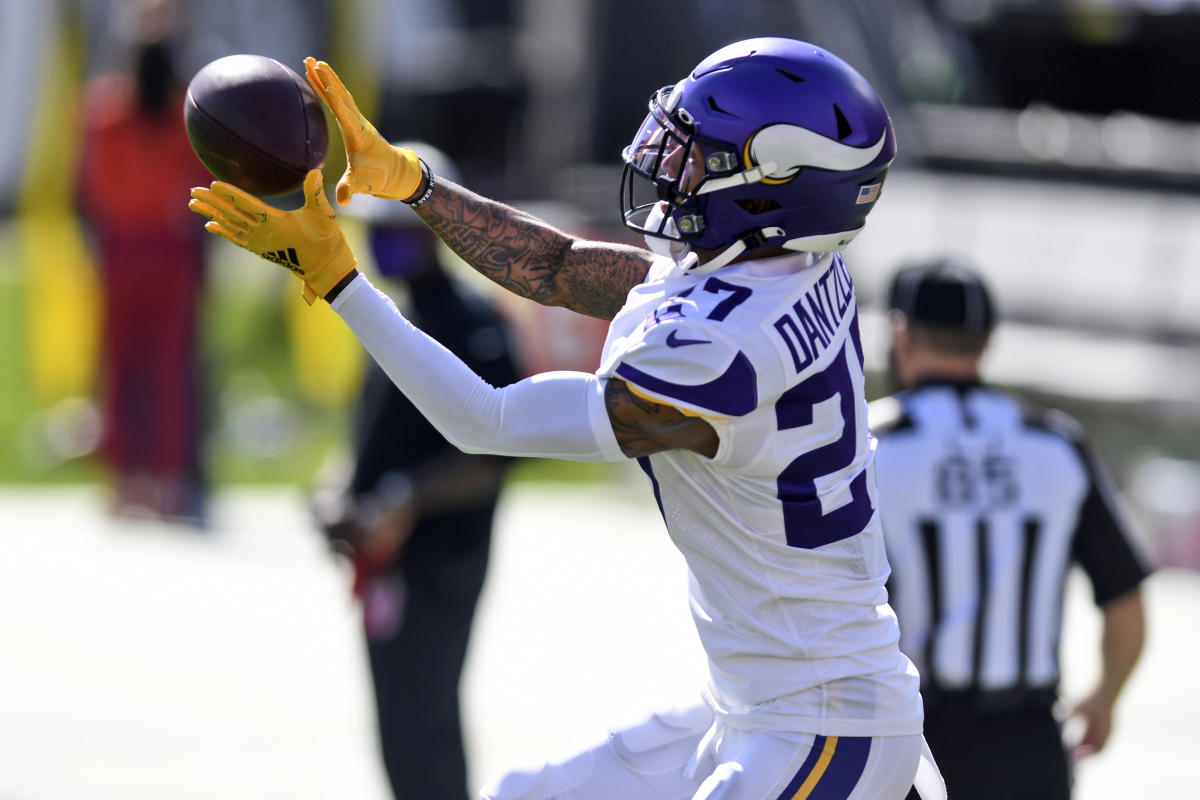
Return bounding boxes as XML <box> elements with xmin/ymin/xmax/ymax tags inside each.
<box><xmin>774</xmin><ymin>735</ymin><xmax>872</xmax><ymax>800</ymax></box>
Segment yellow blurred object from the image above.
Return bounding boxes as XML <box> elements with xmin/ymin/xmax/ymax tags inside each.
<box><xmin>17</xmin><ymin>9</ymin><xmax>99</xmax><ymax>406</ymax></box>
<box><xmin>281</xmin><ymin>213</ymin><xmax>366</xmax><ymax>410</ymax></box>
<box><xmin>283</xmin><ymin>276</ymin><xmax>363</xmax><ymax>410</ymax></box>
<box><xmin>246</xmin><ymin>0</ymin><xmax>375</xmax><ymax>411</ymax></box>
<box><xmin>18</xmin><ymin>213</ymin><xmax>101</xmax><ymax>406</ymax></box>
<box><xmin>278</xmin><ymin>4</ymin><xmax>372</xmax><ymax>411</ymax></box>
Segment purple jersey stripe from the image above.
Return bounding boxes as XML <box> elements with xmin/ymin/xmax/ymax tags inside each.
<box><xmin>615</xmin><ymin>352</ymin><xmax>758</xmax><ymax>416</ymax></box>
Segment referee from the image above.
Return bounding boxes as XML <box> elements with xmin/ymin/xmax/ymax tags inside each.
<box><xmin>870</xmin><ymin>257</ymin><xmax>1151</xmax><ymax>800</ymax></box>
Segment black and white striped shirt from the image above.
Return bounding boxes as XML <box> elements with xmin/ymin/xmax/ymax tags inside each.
<box><xmin>870</xmin><ymin>381</ymin><xmax>1150</xmax><ymax>704</ymax></box>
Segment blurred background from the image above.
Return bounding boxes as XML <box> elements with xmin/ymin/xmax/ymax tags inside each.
<box><xmin>3</xmin><ymin>0</ymin><xmax>1199</xmax><ymax>555</ymax></box>
<box><xmin>1</xmin><ymin>0</ymin><xmax>1198</xmax><ymax>798</ymax></box>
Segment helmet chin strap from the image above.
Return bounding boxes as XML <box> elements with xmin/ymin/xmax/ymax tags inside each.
<box><xmin>686</xmin><ymin>225</ymin><xmax>865</xmax><ymax>274</ymax></box>
<box><xmin>687</xmin><ymin>227</ymin><xmax>785</xmax><ymax>275</ymax></box>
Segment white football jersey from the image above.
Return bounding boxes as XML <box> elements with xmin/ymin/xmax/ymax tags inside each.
<box><xmin>596</xmin><ymin>252</ymin><xmax>922</xmax><ymax>736</ymax></box>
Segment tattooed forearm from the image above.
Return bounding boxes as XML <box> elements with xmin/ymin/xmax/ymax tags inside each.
<box><xmin>417</xmin><ymin>184</ymin><xmax>566</xmax><ymax>302</ymax></box>
<box><xmin>416</xmin><ymin>180</ymin><xmax>652</xmax><ymax>320</ymax></box>
<box><xmin>560</xmin><ymin>240</ymin><xmax>659</xmax><ymax>320</ymax></box>
<box><xmin>604</xmin><ymin>379</ymin><xmax>719</xmax><ymax>458</ymax></box>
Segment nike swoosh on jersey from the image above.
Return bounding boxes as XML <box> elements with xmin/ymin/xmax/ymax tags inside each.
<box><xmin>616</xmin><ymin>351</ymin><xmax>757</xmax><ymax>416</ymax></box>
<box><xmin>665</xmin><ymin>330</ymin><xmax>713</xmax><ymax>348</ymax></box>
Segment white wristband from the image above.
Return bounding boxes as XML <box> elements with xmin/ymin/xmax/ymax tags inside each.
<box><xmin>331</xmin><ymin>275</ymin><xmax>625</xmax><ymax>462</ymax></box>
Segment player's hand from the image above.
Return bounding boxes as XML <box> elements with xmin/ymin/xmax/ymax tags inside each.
<box><xmin>1066</xmin><ymin>691</ymin><xmax>1115</xmax><ymax>761</ymax></box>
<box><xmin>351</xmin><ymin>501</ymin><xmax>416</xmax><ymax>596</ymax></box>
<box><xmin>303</xmin><ymin>57</ymin><xmax>425</xmax><ymax>205</ymax></box>
<box><xmin>189</xmin><ymin>169</ymin><xmax>356</xmax><ymax>304</ymax></box>
<box><xmin>358</xmin><ymin>501</ymin><xmax>416</xmax><ymax>566</ymax></box>
<box><xmin>311</xmin><ymin>486</ymin><xmax>416</xmax><ymax>596</ymax></box>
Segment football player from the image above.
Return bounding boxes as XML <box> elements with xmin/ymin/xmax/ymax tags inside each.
<box><xmin>190</xmin><ymin>37</ymin><xmax>945</xmax><ymax>800</ymax></box>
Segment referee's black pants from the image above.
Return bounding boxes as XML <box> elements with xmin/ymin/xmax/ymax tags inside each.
<box><xmin>366</xmin><ymin>515</ymin><xmax>493</xmax><ymax>800</ymax></box>
<box><xmin>906</xmin><ymin>699</ymin><xmax>1071</xmax><ymax>800</ymax></box>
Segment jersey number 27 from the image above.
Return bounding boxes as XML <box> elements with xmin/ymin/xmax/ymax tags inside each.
<box><xmin>774</xmin><ymin>330</ymin><xmax>874</xmax><ymax>549</ymax></box>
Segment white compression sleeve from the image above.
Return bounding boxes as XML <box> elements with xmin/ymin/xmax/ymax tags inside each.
<box><xmin>331</xmin><ymin>274</ymin><xmax>625</xmax><ymax>462</ymax></box>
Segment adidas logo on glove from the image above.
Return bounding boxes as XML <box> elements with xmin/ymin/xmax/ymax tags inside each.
<box><xmin>263</xmin><ymin>248</ymin><xmax>304</xmax><ymax>275</ymax></box>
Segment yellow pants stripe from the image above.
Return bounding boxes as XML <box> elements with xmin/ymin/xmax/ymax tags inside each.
<box><xmin>790</xmin><ymin>735</ymin><xmax>838</xmax><ymax>800</ymax></box>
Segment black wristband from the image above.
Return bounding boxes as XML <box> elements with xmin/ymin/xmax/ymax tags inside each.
<box><xmin>405</xmin><ymin>159</ymin><xmax>434</xmax><ymax>207</ymax></box>
<box><xmin>323</xmin><ymin>269</ymin><xmax>359</xmax><ymax>304</ymax></box>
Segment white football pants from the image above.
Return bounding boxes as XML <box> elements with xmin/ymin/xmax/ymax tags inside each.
<box><xmin>480</xmin><ymin>702</ymin><xmax>945</xmax><ymax>800</ymax></box>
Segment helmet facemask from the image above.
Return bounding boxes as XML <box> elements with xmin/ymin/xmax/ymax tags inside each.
<box><xmin>620</xmin><ymin>85</ymin><xmax>745</xmax><ymax>261</ymax></box>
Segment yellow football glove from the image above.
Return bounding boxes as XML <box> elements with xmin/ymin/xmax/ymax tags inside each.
<box><xmin>189</xmin><ymin>169</ymin><xmax>356</xmax><ymax>305</ymax></box>
<box><xmin>303</xmin><ymin>57</ymin><xmax>425</xmax><ymax>206</ymax></box>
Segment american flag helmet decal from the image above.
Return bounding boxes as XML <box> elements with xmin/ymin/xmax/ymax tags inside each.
<box><xmin>856</xmin><ymin>182</ymin><xmax>882</xmax><ymax>204</ymax></box>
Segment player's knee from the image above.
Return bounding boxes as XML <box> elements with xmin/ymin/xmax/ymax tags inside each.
<box><xmin>692</xmin><ymin>761</ymin><xmax>743</xmax><ymax>800</ymax></box>
<box><xmin>477</xmin><ymin>766</ymin><xmax>550</xmax><ymax>800</ymax></box>
<box><xmin>478</xmin><ymin>752</ymin><xmax>595</xmax><ymax>800</ymax></box>
<box><xmin>479</xmin><ymin>704</ymin><xmax>714</xmax><ymax>799</ymax></box>
<box><xmin>609</xmin><ymin>703</ymin><xmax>715</xmax><ymax>776</ymax></box>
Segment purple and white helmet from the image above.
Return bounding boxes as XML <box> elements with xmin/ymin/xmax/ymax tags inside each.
<box><xmin>620</xmin><ymin>37</ymin><xmax>896</xmax><ymax>270</ymax></box>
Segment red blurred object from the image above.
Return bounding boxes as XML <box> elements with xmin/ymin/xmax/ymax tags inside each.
<box><xmin>79</xmin><ymin>63</ymin><xmax>212</xmax><ymax>522</ymax></box>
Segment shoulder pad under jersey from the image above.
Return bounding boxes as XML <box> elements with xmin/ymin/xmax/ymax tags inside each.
<box><xmin>612</xmin><ymin>311</ymin><xmax>758</xmax><ymax>418</ymax></box>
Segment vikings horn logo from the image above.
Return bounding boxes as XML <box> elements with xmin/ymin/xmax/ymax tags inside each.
<box><xmin>746</xmin><ymin>124</ymin><xmax>888</xmax><ymax>184</ymax></box>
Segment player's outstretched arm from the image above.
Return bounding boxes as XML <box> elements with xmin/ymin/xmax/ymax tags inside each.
<box><xmin>330</xmin><ymin>275</ymin><xmax>629</xmax><ymax>462</ymax></box>
<box><xmin>328</xmin><ymin>274</ymin><xmax>715</xmax><ymax>461</ymax></box>
<box><xmin>414</xmin><ymin>179</ymin><xmax>654</xmax><ymax>320</ymax></box>
<box><xmin>304</xmin><ymin>57</ymin><xmax>654</xmax><ymax>320</ymax></box>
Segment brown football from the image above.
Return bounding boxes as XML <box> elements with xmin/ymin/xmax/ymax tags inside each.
<box><xmin>184</xmin><ymin>54</ymin><xmax>328</xmax><ymax>197</ymax></box>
